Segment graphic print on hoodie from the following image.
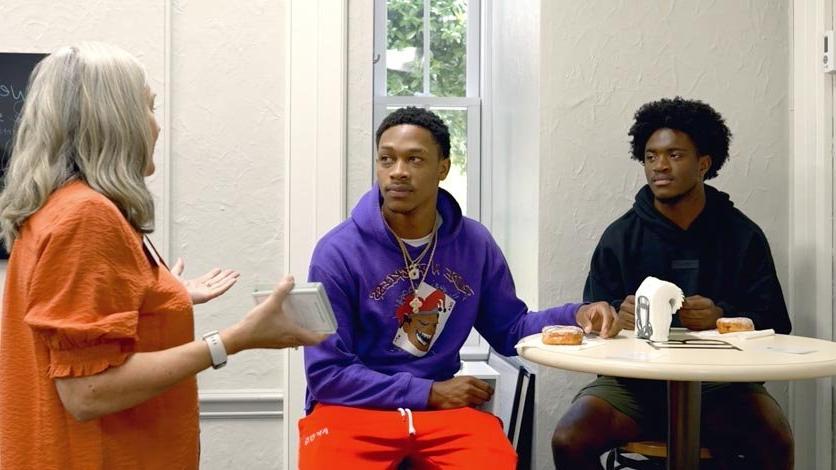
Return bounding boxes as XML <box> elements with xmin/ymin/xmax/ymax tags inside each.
<box><xmin>392</xmin><ymin>281</ymin><xmax>456</xmax><ymax>357</ymax></box>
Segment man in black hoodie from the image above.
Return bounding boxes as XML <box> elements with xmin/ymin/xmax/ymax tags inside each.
<box><xmin>551</xmin><ymin>98</ymin><xmax>794</xmax><ymax>469</ymax></box>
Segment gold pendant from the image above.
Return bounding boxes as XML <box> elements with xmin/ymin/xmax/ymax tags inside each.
<box><xmin>410</xmin><ymin>296</ymin><xmax>422</xmax><ymax>313</ymax></box>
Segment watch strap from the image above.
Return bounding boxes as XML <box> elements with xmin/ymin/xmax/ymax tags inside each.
<box><xmin>202</xmin><ymin>330</ymin><xmax>228</xmax><ymax>369</ymax></box>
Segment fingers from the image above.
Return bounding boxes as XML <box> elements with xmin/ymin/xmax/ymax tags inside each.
<box><xmin>576</xmin><ymin>305</ymin><xmax>593</xmax><ymax>334</ymax></box>
<box><xmin>266</xmin><ymin>276</ymin><xmax>295</xmax><ymax>307</ymax></box>
<box><xmin>209</xmin><ymin>275</ymin><xmax>239</xmax><ymax>297</ymax></box>
<box><xmin>207</xmin><ymin>270</ymin><xmax>240</xmax><ymax>289</ymax></box>
<box><xmin>598</xmin><ymin>305</ymin><xmax>615</xmax><ymax>338</ymax></box>
<box><xmin>460</xmin><ymin>376</ymin><xmax>493</xmax><ymax>404</ymax></box>
<box><xmin>171</xmin><ymin>258</ymin><xmax>185</xmax><ymax>277</ymax></box>
<box><xmin>620</xmin><ymin>297</ymin><xmax>635</xmax><ymax>315</ymax></box>
<box><xmin>678</xmin><ymin>308</ymin><xmax>709</xmax><ymax>319</ymax></box>
<box><xmin>197</xmin><ymin>267</ymin><xmax>223</xmax><ymax>283</ymax></box>
<box><xmin>469</xmin><ymin>386</ymin><xmax>492</xmax><ymax>403</ymax></box>
<box><xmin>466</xmin><ymin>376</ymin><xmax>493</xmax><ymax>393</ymax></box>
<box><xmin>683</xmin><ymin>295</ymin><xmax>711</xmax><ymax>309</ymax></box>
<box><xmin>618</xmin><ymin>311</ymin><xmax>636</xmax><ymax>330</ymax></box>
<box><xmin>295</xmin><ymin>329</ymin><xmax>330</xmax><ymax>347</ymax></box>
<box><xmin>601</xmin><ymin>305</ymin><xmax>621</xmax><ymax>338</ymax></box>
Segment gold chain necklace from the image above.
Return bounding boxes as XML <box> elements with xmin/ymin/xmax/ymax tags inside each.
<box><xmin>383</xmin><ymin>213</ymin><xmax>440</xmax><ymax>314</ymax></box>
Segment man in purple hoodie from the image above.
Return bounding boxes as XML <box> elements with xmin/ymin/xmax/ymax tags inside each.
<box><xmin>298</xmin><ymin>107</ymin><xmax>619</xmax><ymax>469</ymax></box>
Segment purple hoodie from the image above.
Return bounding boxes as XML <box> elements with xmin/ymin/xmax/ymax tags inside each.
<box><xmin>304</xmin><ymin>187</ymin><xmax>581</xmax><ymax>412</ymax></box>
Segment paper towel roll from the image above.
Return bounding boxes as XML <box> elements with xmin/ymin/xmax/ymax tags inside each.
<box><xmin>634</xmin><ymin>276</ymin><xmax>684</xmax><ymax>342</ymax></box>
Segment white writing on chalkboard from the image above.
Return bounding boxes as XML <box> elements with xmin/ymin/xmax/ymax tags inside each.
<box><xmin>0</xmin><ymin>84</ymin><xmax>25</xmax><ymax>101</ymax></box>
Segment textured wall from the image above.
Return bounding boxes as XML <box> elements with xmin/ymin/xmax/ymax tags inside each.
<box><xmin>347</xmin><ymin>0</ymin><xmax>375</xmax><ymax>209</ymax></box>
<box><xmin>171</xmin><ymin>1</ymin><xmax>288</xmax><ymax>467</ymax></box>
<box><xmin>170</xmin><ymin>0</ymin><xmax>287</xmax><ymax>393</ymax></box>
<box><xmin>200</xmin><ymin>418</ymin><xmax>283</xmax><ymax>469</ymax></box>
<box><xmin>534</xmin><ymin>1</ymin><xmax>790</xmax><ymax>468</ymax></box>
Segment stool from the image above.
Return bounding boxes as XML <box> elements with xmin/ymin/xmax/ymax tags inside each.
<box><xmin>605</xmin><ymin>440</ymin><xmax>712</xmax><ymax>469</ymax></box>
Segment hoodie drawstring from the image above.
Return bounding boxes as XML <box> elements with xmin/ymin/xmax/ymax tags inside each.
<box><xmin>398</xmin><ymin>408</ymin><xmax>416</xmax><ymax>436</ymax></box>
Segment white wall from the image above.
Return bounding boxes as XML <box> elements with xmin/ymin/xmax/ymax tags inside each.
<box><xmin>347</xmin><ymin>0</ymin><xmax>375</xmax><ymax>209</ymax></box>
<box><xmin>489</xmin><ymin>1</ymin><xmax>791</xmax><ymax>468</ymax></box>
<box><xmin>1</xmin><ymin>2</ymin><xmax>289</xmax><ymax>468</ymax></box>
<box><xmin>486</xmin><ymin>0</ymin><xmax>541</xmax><ymax>308</ymax></box>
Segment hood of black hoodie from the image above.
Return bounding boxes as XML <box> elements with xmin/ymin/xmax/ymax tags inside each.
<box><xmin>632</xmin><ymin>184</ymin><xmax>735</xmax><ymax>243</ymax></box>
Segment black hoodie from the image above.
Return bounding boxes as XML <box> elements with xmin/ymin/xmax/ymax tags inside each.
<box><xmin>583</xmin><ymin>184</ymin><xmax>791</xmax><ymax>333</ymax></box>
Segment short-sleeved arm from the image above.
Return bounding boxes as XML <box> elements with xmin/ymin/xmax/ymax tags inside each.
<box><xmin>24</xmin><ymin>201</ymin><xmax>150</xmax><ymax>378</ymax></box>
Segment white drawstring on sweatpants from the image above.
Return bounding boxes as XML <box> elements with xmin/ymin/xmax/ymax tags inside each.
<box><xmin>397</xmin><ymin>407</ymin><xmax>416</xmax><ymax>436</ymax></box>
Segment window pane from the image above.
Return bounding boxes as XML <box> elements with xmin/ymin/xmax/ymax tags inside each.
<box><xmin>430</xmin><ymin>0</ymin><xmax>468</xmax><ymax>97</ymax></box>
<box><xmin>434</xmin><ymin>108</ymin><xmax>467</xmax><ymax>213</ymax></box>
<box><xmin>387</xmin><ymin>0</ymin><xmax>425</xmax><ymax>96</ymax></box>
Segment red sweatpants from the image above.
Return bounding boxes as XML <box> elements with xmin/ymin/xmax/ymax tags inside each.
<box><xmin>298</xmin><ymin>404</ymin><xmax>517</xmax><ymax>469</ymax></box>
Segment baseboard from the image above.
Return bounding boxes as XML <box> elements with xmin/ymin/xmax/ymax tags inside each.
<box><xmin>199</xmin><ymin>389</ymin><xmax>284</xmax><ymax>420</ymax></box>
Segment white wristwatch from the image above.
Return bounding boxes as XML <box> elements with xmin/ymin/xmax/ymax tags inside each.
<box><xmin>202</xmin><ymin>330</ymin><xmax>228</xmax><ymax>369</ymax></box>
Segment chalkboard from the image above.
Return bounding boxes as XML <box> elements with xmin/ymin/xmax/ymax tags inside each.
<box><xmin>0</xmin><ymin>52</ymin><xmax>46</xmax><ymax>259</ymax></box>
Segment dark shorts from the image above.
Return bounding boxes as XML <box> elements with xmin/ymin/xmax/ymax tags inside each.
<box><xmin>574</xmin><ymin>376</ymin><xmax>774</xmax><ymax>438</ymax></box>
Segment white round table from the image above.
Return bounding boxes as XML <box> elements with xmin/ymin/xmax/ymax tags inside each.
<box><xmin>517</xmin><ymin>330</ymin><xmax>836</xmax><ymax>470</ymax></box>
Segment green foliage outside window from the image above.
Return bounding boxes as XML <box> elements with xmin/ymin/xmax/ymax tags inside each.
<box><xmin>386</xmin><ymin>0</ymin><xmax>469</xmax><ymax>174</ymax></box>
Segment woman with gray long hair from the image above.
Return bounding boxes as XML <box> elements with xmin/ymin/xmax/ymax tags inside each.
<box><xmin>0</xmin><ymin>42</ymin><xmax>326</xmax><ymax>469</ymax></box>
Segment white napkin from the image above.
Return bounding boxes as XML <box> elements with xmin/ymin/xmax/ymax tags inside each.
<box><xmin>515</xmin><ymin>333</ymin><xmax>609</xmax><ymax>352</ymax></box>
<box><xmin>634</xmin><ymin>276</ymin><xmax>684</xmax><ymax>342</ymax></box>
<box><xmin>691</xmin><ymin>328</ymin><xmax>775</xmax><ymax>340</ymax></box>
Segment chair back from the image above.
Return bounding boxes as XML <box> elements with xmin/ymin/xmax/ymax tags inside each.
<box><xmin>507</xmin><ymin>365</ymin><xmax>535</xmax><ymax>470</ymax></box>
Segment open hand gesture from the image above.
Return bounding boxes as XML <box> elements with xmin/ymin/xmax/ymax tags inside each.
<box><xmin>171</xmin><ymin>258</ymin><xmax>240</xmax><ymax>305</ymax></box>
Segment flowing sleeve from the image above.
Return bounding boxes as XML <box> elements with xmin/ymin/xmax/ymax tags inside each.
<box><xmin>24</xmin><ymin>200</ymin><xmax>150</xmax><ymax>378</ymax></box>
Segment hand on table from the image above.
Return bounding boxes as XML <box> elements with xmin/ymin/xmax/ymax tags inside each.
<box><xmin>678</xmin><ymin>295</ymin><xmax>723</xmax><ymax>331</ymax></box>
<box><xmin>615</xmin><ymin>295</ymin><xmax>636</xmax><ymax>331</ymax></box>
<box><xmin>576</xmin><ymin>301</ymin><xmax>621</xmax><ymax>338</ymax></box>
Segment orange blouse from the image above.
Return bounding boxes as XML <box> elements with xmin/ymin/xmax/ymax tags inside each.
<box><xmin>0</xmin><ymin>181</ymin><xmax>199</xmax><ymax>470</ymax></box>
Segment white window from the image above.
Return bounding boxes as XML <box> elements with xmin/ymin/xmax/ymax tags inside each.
<box><xmin>373</xmin><ymin>0</ymin><xmax>481</xmax><ymax>218</ymax></box>
<box><xmin>374</xmin><ymin>0</ymin><xmax>487</xmax><ymax>359</ymax></box>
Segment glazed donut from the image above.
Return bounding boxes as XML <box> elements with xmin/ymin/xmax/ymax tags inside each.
<box><xmin>716</xmin><ymin>317</ymin><xmax>755</xmax><ymax>334</ymax></box>
<box><xmin>541</xmin><ymin>325</ymin><xmax>584</xmax><ymax>345</ymax></box>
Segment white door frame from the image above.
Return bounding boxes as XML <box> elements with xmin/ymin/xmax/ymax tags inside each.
<box><xmin>790</xmin><ymin>0</ymin><xmax>834</xmax><ymax>468</ymax></box>
<box><xmin>282</xmin><ymin>1</ymin><xmax>348</xmax><ymax>468</ymax></box>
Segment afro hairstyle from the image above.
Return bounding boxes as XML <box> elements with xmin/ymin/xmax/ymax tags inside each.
<box><xmin>628</xmin><ymin>97</ymin><xmax>732</xmax><ymax>180</ymax></box>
